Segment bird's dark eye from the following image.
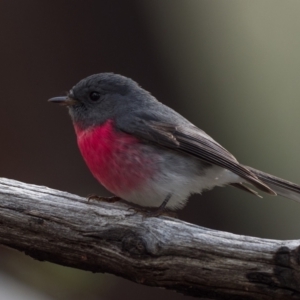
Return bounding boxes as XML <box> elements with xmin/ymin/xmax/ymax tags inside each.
<box><xmin>89</xmin><ymin>92</ymin><xmax>100</xmax><ymax>101</ymax></box>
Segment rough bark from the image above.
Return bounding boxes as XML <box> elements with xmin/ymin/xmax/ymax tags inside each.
<box><xmin>0</xmin><ymin>177</ymin><xmax>300</xmax><ymax>299</ymax></box>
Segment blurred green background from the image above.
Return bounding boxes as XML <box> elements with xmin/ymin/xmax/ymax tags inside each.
<box><xmin>0</xmin><ymin>0</ymin><xmax>300</xmax><ymax>299</ymax></box>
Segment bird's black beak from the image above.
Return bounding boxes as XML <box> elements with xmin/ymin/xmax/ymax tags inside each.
<box><xmin>48</xmin><ymin>96</ymin><xmax>78</xmax><ymax>106</ymax></box>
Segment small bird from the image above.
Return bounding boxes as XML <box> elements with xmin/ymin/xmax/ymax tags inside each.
<box><xmin>49</xmin><ymin>73</ymin><xmax>300</xmax><ymax>214</ymax></box>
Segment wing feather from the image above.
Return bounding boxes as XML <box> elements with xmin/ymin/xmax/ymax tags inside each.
<box><xmin>118</xmin><ymin>116</ymin><xmax>275</xmax><ymax>195</ymax></box>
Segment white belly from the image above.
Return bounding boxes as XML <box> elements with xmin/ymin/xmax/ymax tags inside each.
<box><xmin>121</xmin><ymin>150</ymin><xmax>240</xmax><ymax>210</ymax></box>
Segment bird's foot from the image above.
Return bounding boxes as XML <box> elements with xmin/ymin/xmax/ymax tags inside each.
<box><xmin>127</xmin><ymin>193</ymin><xmax>175</xmax><ymax>218</ymax></box>
<box><xmin>87</xmin><ymin>194</ymin><xmax>121</xmax><ymax>203</ymax></box>
<box><xmin>127</xmin><ymin>206</ymin><xmax>160</xmax><ymax>218</ymax></box>
<box><xmin>127</xmin><ymin>206</ymin><xmax>177</xmax><ymax>218</ymax></box>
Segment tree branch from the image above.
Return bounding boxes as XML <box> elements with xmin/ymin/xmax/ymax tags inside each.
<box><xmin>0</xmin><ymin>178</ymin><xmax>300</xmax><ymax>299</ymax></box>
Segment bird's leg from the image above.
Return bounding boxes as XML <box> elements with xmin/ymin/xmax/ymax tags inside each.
<box><xmin>151</xmin><ymin>193</ymin><xmax>172</xmax><ymax>216</ymax></box>
<box><xmin>87</xmin><ymin>194</ymin><xmax>121</xmax><ymax>203</ymax></box>
<box><xmin>128</xmin><ymin>193</ymin><xmax>173</xmax><ymax>217</ymax></box>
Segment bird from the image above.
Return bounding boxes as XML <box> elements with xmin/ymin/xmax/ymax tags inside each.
<box><xmin>49</xmin><ymin>73</ymin><xmax>300</xmax><ymax>215</ymax></box>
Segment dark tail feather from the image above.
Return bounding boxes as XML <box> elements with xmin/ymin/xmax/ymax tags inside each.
<box><xmin>230</xmin><ymin>183</ymin><xmax>262</xmax><ymax>198</ymax></box>
<box><xmin>244</xmin><ymin>165</ymin><xmax>300</xmax><ymax>203</ymax></box>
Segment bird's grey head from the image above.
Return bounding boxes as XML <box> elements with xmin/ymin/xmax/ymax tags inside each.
<box><xmin>49</xmin><ymin>73</ymin><xmax>151</xmax><ymax>129</ymax></box>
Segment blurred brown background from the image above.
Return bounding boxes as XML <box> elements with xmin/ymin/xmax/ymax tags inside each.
<box><xmin>1</xmin><ymin>1</ymin><xmax>300</xmax><ymax>299</ymax></box>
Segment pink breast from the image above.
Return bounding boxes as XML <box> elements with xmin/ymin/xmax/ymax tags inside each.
<box><xmin>74</xmin><ymin>120</ymin><xmax>155</xmax><ymax>196</ymax></box>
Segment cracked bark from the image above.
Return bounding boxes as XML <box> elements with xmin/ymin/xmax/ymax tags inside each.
<box><xmin>0</xmin><ymin>177</ymin><xmax>300</xmax><ymax>299</ymax></box>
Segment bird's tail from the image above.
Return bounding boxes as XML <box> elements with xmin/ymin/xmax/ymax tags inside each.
<box><xmin>244</xmin><ymin>165</ymin><xmax>300</xmax><ymax>202</ymax></box>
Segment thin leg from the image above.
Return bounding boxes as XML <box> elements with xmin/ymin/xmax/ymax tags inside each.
<box><xmin>156</xmin><ymin>193</ymin><xmax>172</xmax><ymax>212</ymax></box>
<box><xmin>128</xmin><ymin>193</ymin><xmax>173</xmax><ymax>218</ymax></box>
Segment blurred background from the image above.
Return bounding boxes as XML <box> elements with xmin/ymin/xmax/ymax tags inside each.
<box><xmin>0</xmin><ymin>0</ymin><xmax>300</xmax><ymax>299</ymax></box>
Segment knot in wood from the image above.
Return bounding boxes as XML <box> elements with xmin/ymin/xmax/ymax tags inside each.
<box><xmin>122</xmin><ymin>233</ymin><xmax>147</xmax><ymax>257</ymax></box>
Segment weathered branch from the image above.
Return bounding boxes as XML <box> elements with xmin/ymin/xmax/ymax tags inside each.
<box><xmin>0</xmin><ymin>178</ymin><xmax>300</xmax><ymax>299</ymax></box>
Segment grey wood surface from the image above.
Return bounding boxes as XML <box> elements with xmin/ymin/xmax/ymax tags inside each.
<box><xmin>0</xmin><ymin>177</ymin><xmax>300</xmax><ymax>299</ymax></box>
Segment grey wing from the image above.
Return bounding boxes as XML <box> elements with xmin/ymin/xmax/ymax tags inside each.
<box><xmin>117</xmin><ymin>114</ymin><xmax>275</xmax><ymax>195</ymax></box>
